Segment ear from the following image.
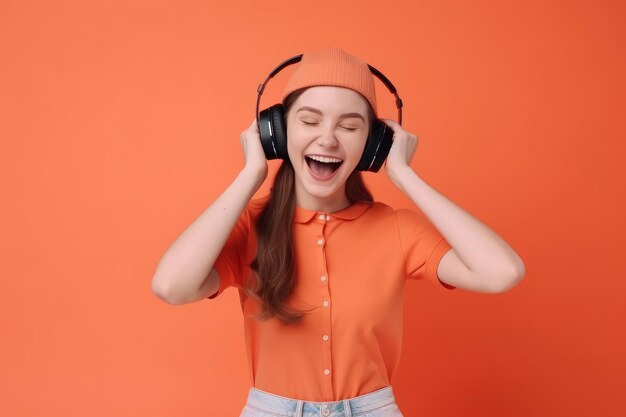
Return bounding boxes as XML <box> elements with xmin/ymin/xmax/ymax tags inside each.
<box><xmin>357</xmin><ymin>119</ymin><xmax>393</xmax><ymax>172</ymax></box>
<box><xmin>270</xmin><ymin>105</ymin><xmax>289</xmax><ymax>160</ymax></box>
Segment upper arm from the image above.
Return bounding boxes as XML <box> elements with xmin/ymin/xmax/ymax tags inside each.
<box><xmin>197</xmin><ymin>268</ymin><xmax>221</xmax><ymax>300</ymax></box>
<box><xmin>202</xmin><ymin>201</ymin><xmax>259</xmax><ymax>300</ymax></box>
<box><xmin>437</xmin><ymin>249</ymin><xmax>492</xmax><ymax>293</ymax></box>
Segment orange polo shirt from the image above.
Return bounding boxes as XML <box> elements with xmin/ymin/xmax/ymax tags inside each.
<box><xmin>208</xmin><ymin>197</ymin><xmax>455</xmax><ymax>401</ymax></box>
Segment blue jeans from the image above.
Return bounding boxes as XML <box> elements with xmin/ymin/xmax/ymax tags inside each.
<box><xmin>239</xmin><ymin>385</ymin><xmax>404</xmax><ymax>417</ymax></box>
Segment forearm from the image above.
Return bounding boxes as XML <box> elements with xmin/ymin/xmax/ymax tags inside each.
<box><xmin>151</xmin><ymin>167</ymin><xmax>263</xmax><ymax>303</ymax></box>
<box><xmin>394</xmin><ymin>165</ymin><xmax>525</xmax><ymax>281</ymax></box>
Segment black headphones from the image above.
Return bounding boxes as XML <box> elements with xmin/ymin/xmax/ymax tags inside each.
<box><xmin>255</xmin><ymin>54</ymin><xmax>404</xmax><ymax>172</ymax></box>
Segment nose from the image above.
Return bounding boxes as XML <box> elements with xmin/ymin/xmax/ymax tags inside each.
<box><xmin>316</xmin><ymin>125</ymin><xmax>338</xmax><ymax>148</ymax></box>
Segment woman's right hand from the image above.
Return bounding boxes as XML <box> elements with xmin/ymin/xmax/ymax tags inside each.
<box><xmin>240</xmin><ymin>118</ymin><xmax>268</xmax><ymax>182</ymax></box>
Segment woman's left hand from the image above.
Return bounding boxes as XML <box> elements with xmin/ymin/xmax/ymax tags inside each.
<box><xmin>381</xmin><ymin>119</ymin><xmax>418</xmax><ymax>186</ymax></box>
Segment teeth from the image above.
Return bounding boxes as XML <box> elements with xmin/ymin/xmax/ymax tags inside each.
<box><xmin>308</xmin><ymin>155</ymin><xmax>343</xmax><ymax>164</ymax></box>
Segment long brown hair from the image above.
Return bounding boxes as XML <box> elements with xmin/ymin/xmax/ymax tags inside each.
<box><xmin>246</xmin><ymin>88</ymin><xmax>375</xmax><ymax>324</ymax></box>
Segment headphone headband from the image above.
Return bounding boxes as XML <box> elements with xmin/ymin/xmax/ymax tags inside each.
<box><xmin>255</xmin><ymin>54</ymin><xmax>403</xmax><ymax>125</ymax></box>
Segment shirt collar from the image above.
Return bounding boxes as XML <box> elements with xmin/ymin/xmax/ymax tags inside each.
<box><xmin>293</xmin><ymin>201</ymin><xmax>371</xmax><ymax>223</ymax></box>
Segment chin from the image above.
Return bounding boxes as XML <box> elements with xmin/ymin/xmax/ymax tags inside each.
<box><xmin>294</xmin><ymin>170</ymin><xmax>350</xmax><ymax>206</ymax></box>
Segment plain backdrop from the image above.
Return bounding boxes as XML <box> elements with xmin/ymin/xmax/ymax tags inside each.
<box><xmin>1</xmin><ymin>0</ymin><xmax>625</xmax><ymax>416</ymax></box>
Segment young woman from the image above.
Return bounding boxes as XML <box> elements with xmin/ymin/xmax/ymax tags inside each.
<box><xmin>151</xmin><ymin>47</ymin><xmax>525</xmax><ymax>417</ymax></box>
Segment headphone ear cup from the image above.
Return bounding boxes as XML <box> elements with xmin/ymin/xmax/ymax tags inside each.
<box><xmin>259</xmin><ymin>107</ymin><xmax>279</xmax><ymax>160</ymax></box>
<box><xmin>269</xmin><ymin>105</ymin><xmax>289</xmax><ymax>160</ymax></box>
<box><xmin>357</xmin><ymin>119</ymin><xmax>394</xmax><ymax>172</ymax></box>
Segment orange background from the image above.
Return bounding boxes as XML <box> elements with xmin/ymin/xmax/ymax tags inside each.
<box><xmin>1</xmin><ymin>0</ymin><xmax>625</xmax><ymax>416</ymax></box>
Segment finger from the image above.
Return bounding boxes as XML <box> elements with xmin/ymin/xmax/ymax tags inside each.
<box><xmin>381</xmin><ymin>118</ymin><xmax>402</xmax><ymax>131</ymax></box>
<box><xmin>249</xmin><ymin>118</ymin><xmax>259</xmax><ymax>132</ymax></box>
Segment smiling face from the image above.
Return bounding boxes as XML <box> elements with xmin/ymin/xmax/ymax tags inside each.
<box><xmin>285</xmin><ymin>86</ymin><xmax>372</xmax><ymax>212</ymax></box>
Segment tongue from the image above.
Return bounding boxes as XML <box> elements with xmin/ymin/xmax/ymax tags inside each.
<box><xmin>309</xmin><ymin>159</ymin><xmax>335</xmax><ymax>177</ymax></box>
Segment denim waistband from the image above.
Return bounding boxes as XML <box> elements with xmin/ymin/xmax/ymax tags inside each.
<box><xmin>244</xmin><ymin>385</ymin><xmax>397</xmax><ymax>417</ymax></box>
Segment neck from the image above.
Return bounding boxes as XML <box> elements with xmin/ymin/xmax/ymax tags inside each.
<box><xmin>294</xmin><ymin>189</ymin><xmax>351</xmax><ymax>213</ymax></box>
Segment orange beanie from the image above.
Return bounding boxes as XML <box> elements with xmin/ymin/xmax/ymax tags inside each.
<box><xmin>281</xmin><ymin>47</ymin><xmax>378</xmax><ymax>114</ymax></box>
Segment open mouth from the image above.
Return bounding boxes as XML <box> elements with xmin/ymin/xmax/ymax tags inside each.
<box><xmin>305</xmin><ymin>155</ymin><xmax>344</xmax><ymax>178</ymax></box>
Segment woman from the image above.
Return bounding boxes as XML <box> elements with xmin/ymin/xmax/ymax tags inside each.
<box><xmin>151</xmin><ymin>47</ymin><xmax>525</xmax><ymax>417</ymax></box>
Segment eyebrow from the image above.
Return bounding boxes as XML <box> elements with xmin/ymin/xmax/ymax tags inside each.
<box><xmin>296</xmin><ymin>106</ymin><xmax>365</xmax><ymax>122</ymax></box>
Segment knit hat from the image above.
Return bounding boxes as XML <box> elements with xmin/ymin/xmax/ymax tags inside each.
<box><xmin>281</xmin><ymin>47</ymin><xmax>377</xmax><ymax>114</ymax></box>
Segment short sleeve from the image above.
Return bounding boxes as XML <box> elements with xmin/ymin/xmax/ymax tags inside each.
<box><xmin>207</xmin><ymin>204</ymin><xmax>254</xmax><ymax>299</ymax></box>
<box><xmin>396</xmin><ymin>209</ymin><xmax>456</xmax><ymax>290</ymax></box>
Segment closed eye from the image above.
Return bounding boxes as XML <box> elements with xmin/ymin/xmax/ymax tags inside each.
<box><xmin>301</xmin><ymin>120</ymin><xmax>359</xmax><ymax>131</ymax></box>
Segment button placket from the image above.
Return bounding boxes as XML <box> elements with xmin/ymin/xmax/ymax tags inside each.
<box><xmin>318</xmin><ymin>216</ymin><xmax>333</xmax><ymax>394</ymax></box>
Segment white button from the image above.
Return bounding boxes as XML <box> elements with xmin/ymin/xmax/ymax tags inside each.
<box><xmin>317</xmin><ymin>239</ymin><xmax>324</xmax><ymax>246</ymax></box>
<box><xmin>318</xmin><ymin>214</ymin><xmax>325</xmax><ymax>220</ymax></box>
<box><xmin>323</xmin><ymin>335</ymin><xmax>329</xmax><ymax>341</ymax></box>
<box><xmin>326</xmin><ymin>215</ymin><xmax>331</xmax><ymax>221</ymax></box>
<box><xmin>323</xmin><ymin>300</ymin><xmax>329</xmax><ymax>307</ymax></box>
<box><xmin>324</xmin><ymin>369</ymin><xmax>330</xmax><ymax>375</ymax></box>
<box><xmin>320</xmin><ymin>275</ymin><xmax>327</xmax><ymax>282</ymax></box>
<box><xmin>321</xmin><ymin>404</ymin><xmax>330</xmax><ymax>416</ymax></box>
